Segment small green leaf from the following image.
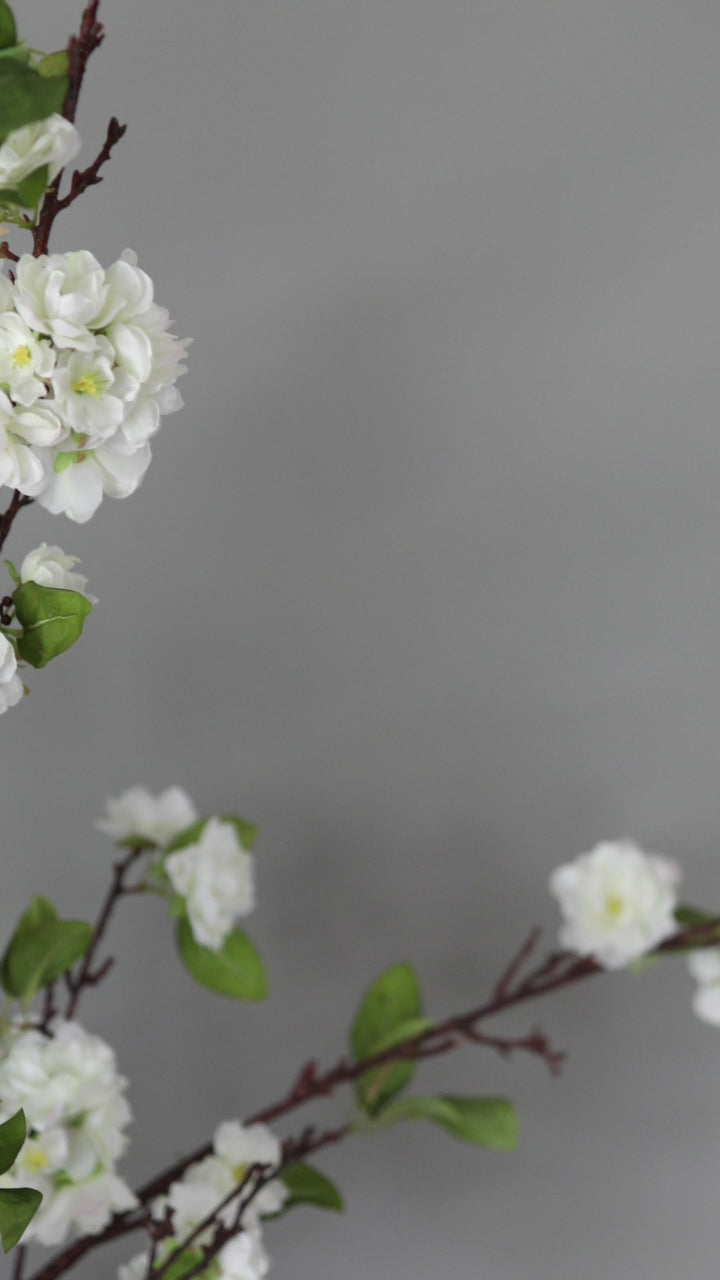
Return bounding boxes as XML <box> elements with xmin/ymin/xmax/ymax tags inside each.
<box><xmin>0</xmin><ymin>60</ymin><xmax>67</xmax><ymax>135</ymax></box>
<box><xmin>35</xmin><ymin>50</ymin><xmax>70</xmax><ymax>79</ymax></box>
<box><xmin>4</xmin><ymin>560</ymin><xmax>19</xmax><ymax>586</ymax></box>
<box><xmin>354</xmin><ymin>1016</ymin><xmax>433</xmax><ymax>1116</ymax></box>
<box><xmin>13</xmin><ymin>581</ymin><xmax>92</xmax><ymax>668</ymax></box>
<box><xmin>278</xmin><ymin>1163</ymin><xmax>344</xmax><ymax>1214</ymax></box>
<box><xmin>166</xmin><ymin>814</ymin><xmax>257</xmax><ymax>854</ymax></box>
<box><xmin>175</xmin><ymin>917</ymin><xmax>268</xmax><ymax>1000</ymax></box>
<box><xmin>157</xmin><ymin>1251</ymin><xmax>205</xmax><ymax>1280</ymax></box>
<box><xmin>380</xmin><ymin>1095</ymin><xmax>518</xmax><ymax>1151</ymax></box>
<box><xmin>351</xmin><ymin>964</ymin><xmax>422</xmax><ymax>1063</ymax></box>
<box><xmin>0</xmin><ymin>1110</ymin><xmax>26</xmax><ymax>1176</ymax></box>
<box><xmin>0</xmin><ymin>2</ymin><xmax>16</xmax><ymax>52</ymax></box>
<box><xmin>2</xmin><ymin>915</ymin><xmax>93</xmax><ymax>1003</ymax></box>
<box><xmin>0</xmin><ymin>43</ymin><xmax>29</xmax><ymax>67</ymax></box>
<box><xmin>0</xmin><ymin>1187</ymin><xmax>42</xmax><ymax>1252</ymax></box>
<box><xmin>675</xmin><ymin>904</ymin><xmax>717</xmax><ymax>928</ymax></box>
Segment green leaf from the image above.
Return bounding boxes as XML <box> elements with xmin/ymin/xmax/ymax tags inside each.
<box><xmin>0</xmin><ymin>896</ymin><xmax>56</xmax><ymax>995</ymax></box>
<box><xmin>0</xmin><ymin>1110</ymin><xmax>26</xmax><ymax>1176</ymax></box>
<box><xmin>354</xmin><ymin>1016</ymin><xmax>433</xmax><ymax>1116</ymax></box>
<box><xmin>4</xmin><ymin>560</ymin><xmax>19</xmax><ymax>586</ymax></box>
<box><xmin>0</xmin><ymin>1187</ymin><xmax>42</xmax><ymax>1252</ymax></box>
<box><xmin>13</xmin><ymin>581</ymin><xmax>92</xmax><ymax>668</ymax></box>
<box><xmin>380</xmin><ymin>1095</ymin><xmax>518</xmax><ymax>1151</ymax></box>
<box><xmin>278</xmin><ymin>1163</ymin><xmax>344</xmax><ymax>1214</ymax></box>
<box><xmin>0</xmin><ymin>3</ymin><xmax>16</xmax><ymax>52</ymax></box>
<box><xmin>175</xmin><ymin>917</ymin><xmax>268</xmax><ymax>1000</ymax></box>
<box><xmin>11</xmin><ymin>163</ymin><xmax>48</xmax><ymax>209</ymax></box>
<box><xmin>35</xmin><ymin>51</ymin><xmax>70</xmax><ymax>79</ymax></box>
<box><xmin>675</xmin><ymin>904</ymin><xmax>717</xmax><ymax>928</ymax></box>
<box><xmin>157</xmin><ymin>1251</ymin><xmax>205</xmax><ymax>1280</ymax></box>
<box><xmin>351</xmin><ymin>964</ymin><xmax>422</xmax><ymax>1062</ymax></box>
<box><xmin>0</xmin><ymin>60</ymin><xmax>67</xmax><ymax>135</ymax></box>
<box><xmin>1</xmin><ymin>905</ymin><xmax>93</xmax><ymax>1003</ymax></box>
<box><xmin>166</xmin><ymin>814</ymin><xmax>257</xmax><ymax>854</ymax></box>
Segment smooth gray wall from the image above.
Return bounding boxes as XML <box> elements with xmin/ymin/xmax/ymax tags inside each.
<box><xmin>5</xmin><ymin>1</ymin><xmax>720</xmax><ymax>1276</ymax></box>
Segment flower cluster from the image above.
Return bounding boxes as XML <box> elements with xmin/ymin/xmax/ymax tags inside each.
<box><xmin>549</xmin><ymin>840</ymin><xmax>681</xmax><ymax>969</ymax></box>
<box><xmin>0</xmin><ymin>114</ymin><xmax>81</xmax><ymax>203</ymax></box>
<box><xmin>119</xmin><ymin>1120</ymin><xmax>286</xmax><ymax>1280</ymax></box>
<box><xmin>0</xmin><ymin>1018</ymin><xmax>136</xmax><ymax>1245</ymax></box>
<box><xmin>0</xmin><ymin>248</ymin><xmax>189</xmax><ymax>521</ymax></box>
<box><xmin>98</xmin><ymin>787</ymin><xmax>257</xmax><ymax>951</ymax></box>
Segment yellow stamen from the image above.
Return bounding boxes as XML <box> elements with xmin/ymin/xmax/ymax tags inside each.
<box><xmin>11</xmin><ymin>345</ymin><xmax>32</xmax><ymax>369</ymax></box>
<box><xmin>72</xmin><ymin>371</ymin><xmax>106</xmax><ymax>399</ymax></box>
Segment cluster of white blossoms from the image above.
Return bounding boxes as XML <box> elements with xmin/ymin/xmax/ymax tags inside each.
<box><xmin>0</xmin><ymin>246</ymin><xmax>189</xmax><ymax>521</ymax></box>
<box><xmin>0</xmin><ymin>1018</ymin><xmax>136</xmax><ymax>1245</ymax></box>
<box><xmin>119</xmin><ymin>1120</ymin><xmax>286</xmax><ymax>1280</ymax></box>
<box><xmin>0</xmin><ymin>113</ymin><xmax>81</xmax><ymax>195</ymax></box>
<box><xmin>98</xmin><ymin>786</ymin><xmax>256</xmax><ymax>951</ymax></box>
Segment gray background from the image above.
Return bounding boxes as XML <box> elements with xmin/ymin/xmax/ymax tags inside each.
<box><xmin>4</xmin><ymin>0</ymin><xmax>720</xmax><ymax>1276</ymax></box>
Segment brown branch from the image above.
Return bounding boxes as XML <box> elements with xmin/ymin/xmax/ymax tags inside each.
<box><xmin>64</xmin><ymin>845</ymin><xmax>146</xmax><ymax>1020</ymax></box>
<box><xmin>0</xmin><ymin>490</ymin><xmax>33</xmax><ymax>556</ymax></box>
<box><xmin>31</xmin><ymin>3</ymin><xmax>122</xmax><ymax>258</ymax></box>
<box><xmin>28</xmin><ymin>913</ymin><xmax>720</xmax><ymax>1280</ymax></box>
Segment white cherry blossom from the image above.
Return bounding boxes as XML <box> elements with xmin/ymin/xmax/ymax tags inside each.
<box><xmin>549</xmin><ymin>840</ymin><xmax>681</xmax><ymax>969</ymax></box>
<box><xmin>165</xmin><ymin>819</ymin><xmax>256</xmax><ymax>950</ymax></box>
<box><xmin>20</xmin><ymin>541</ymin><xmax>96</xmax><ymax>600</ymax></box>
<box><xmin>687</xmin><ymin>948</ymin><xmax>720</xmax><ymax>1026</ymax></box>
<box><xmin>0</xmin><ymin>632</ymin><xmax>23</xmax><ymax>714</ymax></box>
<box><xmin>97</xmin><ymin>784</ymin><xmax>198</xmax><ymax>846</ymax></box>
<box><xmin>0</xmin><ymin>114</ymin><xmax>81</xmax><ymax>191</ymax></box>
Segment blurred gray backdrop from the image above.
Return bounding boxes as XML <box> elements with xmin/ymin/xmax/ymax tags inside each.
<box><xmin>5</xmin><ymin>0</ymin><xmax>720</xmax><ymax>1276</ymax></box>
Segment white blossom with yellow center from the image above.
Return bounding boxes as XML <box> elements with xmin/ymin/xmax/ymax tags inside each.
<box><xmin>549</xmin><ymin>840</ymin><xmax>681</xmax><ymax>969</ymax></box>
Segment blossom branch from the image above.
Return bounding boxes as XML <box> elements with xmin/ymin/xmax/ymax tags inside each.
<box><xmin>27</xmin><ymin>913</ymin><xmax>720</xmax><ymax>1280</ymax></box>
<box><xmin>64</xmin><ymin>844</ymin><xmax>147</xmax><ymax>1019</ymax></box>
<box><xmin>0</xmin><ymin>490</ymin><xmax>33</xmax><ymax>556</ymax></box>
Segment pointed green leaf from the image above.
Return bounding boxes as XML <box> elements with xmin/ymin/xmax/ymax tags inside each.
<box><xmin>0</xmin><ymin>3</ymin><xmax>16</xmax><ymax>52</ymax></box>
<box><xmin>166</xmin><ymin>814</ymin><xmax>257</xmax><ymax>854</ymax></box>
<box><xmin>380</xmin><ymin>1095</ymin><xmax>518</xmax><ymax>1151</ymax></box>
<box><xmin>351</xmin><ymin>964</ymin><xmax>422</xmax><ymax>1064</ymax></box>
<box><xmin>0</xmin><ymin>1110</ymin><xmax>26</xmax><ymax>1176</ymax></box>
<box><xmin>0</xmin><ymin>1187</ymin><xmax>42</xmax><ymax>1252</ymax></box>
<box><xmin>13</xmin><ymin>582</ymin><xmax>92</xmax><ymax>668</ymax></box>
<box><xmin>2</xmin><ymin>917</ymin><xmax>93</xmax><ymax>1002</ymax></box>
<box><xmin>675</xmin><ymin>904</ymin><xmax>717</xmax><ymax>928</ymax></box>
<box><xmin>0</xmin><ymin>896</ymin><xmax>57</xmax><ymax>995</ymax></box>
<box><xmin>0</xmin><ymin>60</ymin><xmax>67</xmax><ymax>135</ymax></box>
<box><xmin>176</xmin><ymin>918</ymin><xmax>268</xmax><ymax>1000</ymax></box>
<box><xmin>278</xmin><ymin>1163</ymin><xmax>344</xmax><ymax>1214</ymax></box>
<box><xmin>354</xmin><ymin>1015</ymin><xmax>433</xmax><ymax>1116</ymax></box>
<box><xmin>157</xmin><ymin>1251</ymin><xmax>205</xmax><ymax>1280</ymax></box>
<box><xmin>4</xmin><ymin>560</ymin><xmax>19</xmax><ymax>586</ymax></box>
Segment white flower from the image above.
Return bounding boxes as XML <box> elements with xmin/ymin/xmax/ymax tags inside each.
<box><xmin>0</xmin><ymin>313</ymin><xmax>55</xmax><ymax>406</ymax></box>
<box><xmin>29</xmin><ymin>1169</ymin><xmax>137</xmax><ymax>1246</ymax></box>
<box><xmin>549</xmin><ymin>840</ymin><xmax>681</xmax><ymax>969</ymax></box>
<box><xmin>33</xmin><ymin>440</ymin><xmax>152</xmax><ymax>522</ymax></box>
<box><xmin>20</xmin><ymin>541</ymin><xmax>96</xmax><ymax>601</ymax></box>
<box><xmin>216</xmin><ymin>1230</ymin><xmax>271</xmax><ymax>1280</ymax></box>
<box><xmin>0</xmin><ymin>632</ymin><xmax>23</xmax><ymax>713</ymax></box>
<box><xmin>0</xmin><ymin>1018</ymin><xmax>135</xmax><ymax>1245</ymax></box>
<box><xmin>50</xmin><ymin>340</ymin><xmax>137</xmax><ymax>443</ymax></box>
<box><xmin>0</xmin><ymin>114</ymin><xmax>81</xmax><ymax>191</ymax></box>
<box><xmin>687</xmin><ymin>948</ymin><xmax>720</xmax><ymax>1026</ymax></box>
<box><xmin>214</xmin><ymin>1121</ymin><xmax>286</xmax><ymax>1222</ymax></box>
<box><xmin>97</xmin><ymin>784</ymin><xmax>198</xmax><ymax>846</ymax></box>
<box><xmin>14</xmin><ymin>250</ymin><xmax>108</xmax><ymax>350</ymax></box>
<box><xmin>166</xmin><ymin>819</ymin><xmax>256</xmax><ymax>950</ymax></box>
